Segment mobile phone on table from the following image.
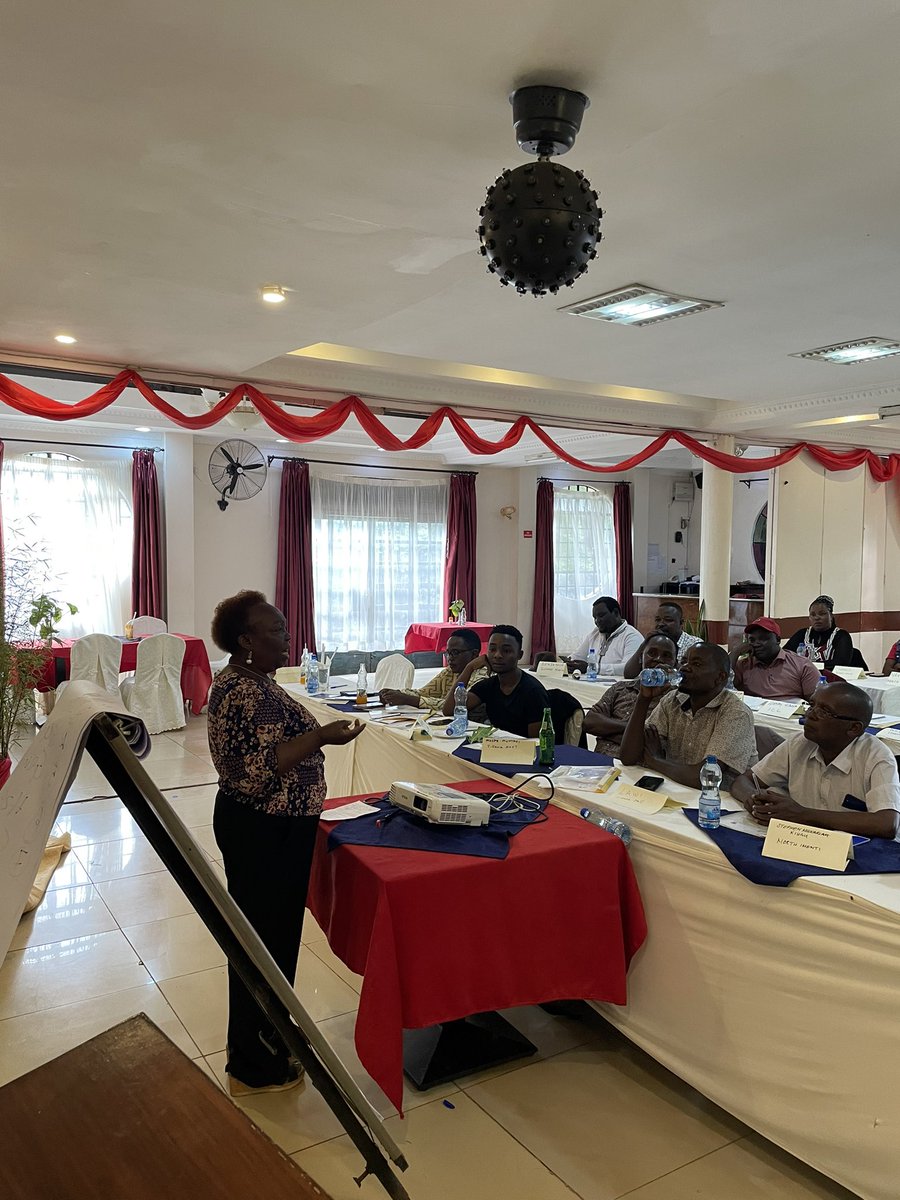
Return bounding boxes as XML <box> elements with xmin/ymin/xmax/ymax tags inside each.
<box><xmin>635</xmin><ymin>775</ymin><xmax>664</xmax><ymax>792</ymax></box>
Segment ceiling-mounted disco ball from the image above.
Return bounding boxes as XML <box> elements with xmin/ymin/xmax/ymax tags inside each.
<box><xmin>477</xmin><ymin>86</ymin><xmax>602</xmax><ymax>297</ymax></box>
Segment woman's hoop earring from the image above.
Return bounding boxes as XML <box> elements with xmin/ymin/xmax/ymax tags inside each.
<box><xmin>246</xmin><ymin>649</ymin><xmax>253</xmax><ymax>666</ymax></box>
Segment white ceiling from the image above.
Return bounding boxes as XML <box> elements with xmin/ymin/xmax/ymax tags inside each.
<box><xmin>3</xmin><ymin>0</ymin><xmax>900</xmax><ymax>467</ymax></box>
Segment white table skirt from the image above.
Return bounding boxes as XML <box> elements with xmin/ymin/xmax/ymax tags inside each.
<box><xmin>288</xmin><ymin>678</ymin><xmax>900</xmax><ymax>1200</ymax></box>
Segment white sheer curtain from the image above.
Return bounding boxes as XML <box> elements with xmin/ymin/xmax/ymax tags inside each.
<box><xmin>311</xmin><ymin>472</ymin><xmax>449</xmax><ymax>651</ymax></box>
<box><xmin>553</xmin><ymin>484</ymin><xmax>618</xmax><ymax>653</ymax></box>
<box><xmin>1</xmin><ymin>454</ymin><xmax>133</xmax><ymax>637</ymax></box>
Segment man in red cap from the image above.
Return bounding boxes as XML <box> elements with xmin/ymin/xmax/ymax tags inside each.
<box><xmin>731</xmin><ymin>617</ymin><xmax>820</xmax><ymax>700</ymax></box>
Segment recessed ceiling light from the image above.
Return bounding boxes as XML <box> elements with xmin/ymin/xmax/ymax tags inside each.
<box><xmin>791</xmin><ymin>337</ymin><xmax>900</xmax><ymax>365</ymax></box>
<box><xmin>54</xmin><ymin>333</ymin><xmax>77</xmax><ymax>344</ymax></box>
<box><xmin>259</xmin><ymin>284</ymin><xmax>287</xmax><ymax>304</ymax></box>
<box><xmin>559</xmin><ymin>284</ymin><xmax>723</xmax><ymax>326</ymax></box>
<box><xmin>134</xmin><ymin>426</ymin><xmax>151</xmax><ymax>432</ymax></box>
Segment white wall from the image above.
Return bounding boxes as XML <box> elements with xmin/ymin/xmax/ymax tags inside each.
<box><xmin>730</xmin><ymin>476</ymin><xmax>768</xmax><ymax>584</ymax></box>
<box><xmin>768</xmin><ymin>457</ymin><xmax>900</xmax><ymax>666</ymax></box>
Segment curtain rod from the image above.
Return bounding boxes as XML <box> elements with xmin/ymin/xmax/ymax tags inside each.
<box><xmin>541</xmin><ymin>475</ymin><xmax>627</xmax><ymax>486</ymax></box>
<box><xmin>0</xmin><ymin>436</ymin><xmax>163</xmax><ymax>452</ymax></box>
<box><xmin>266</xmin><ymin>454</ymin><xmax>474</xmax><ymax>476</ymax></box>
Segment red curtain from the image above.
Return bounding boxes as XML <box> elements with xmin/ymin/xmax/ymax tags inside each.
<box><xmin>530</xmin><ymin>478</ymin><xmax>556</xmax><ymax>662</ymax></box>
<box><xmin>2</xmin><ymin>369</ymin><xmax>900</xmax><ymax>481</ymax></box>
<box><xmin>275</xmin><ymin>460</ymin><xmax>316</xmax><ymax>660</ymax></box>
<box><xmin>131</xmin><ymin>450</ymin><xmax>163</xmax><ymax>618</ymax></box>
<box><xmin>613</xmin><ymin>482</ymin><xmax>634</xmax><ymax>624</ymax></box>
<box><xmin>443</xmin><ymin>472</ymin><xmax>478</xmax><ymax>619</ymax></box>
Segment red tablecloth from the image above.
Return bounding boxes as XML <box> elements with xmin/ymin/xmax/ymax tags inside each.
<box><xmin>404</xmin><ymin>622</ymin><xmax>493</xmax><ymax>654</ymax></box>
<box><xmin>308</xmin><ymin>780</ymin><xmax>647</xmax><ymax>1114</ymax></box>
<box><xmin>34</xmin><ymin>634</ymin><xmax>213</xmax><ymax>713</ymax></box>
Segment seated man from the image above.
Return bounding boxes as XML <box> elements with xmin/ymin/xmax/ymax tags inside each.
<box><xmin>584</xmin><ymin>634</ymin><xmax>678</xmax><ymax>756</ymax></box>
<box><xmin>731</xmin><ymin>618</ymin><xmax>820</xmax><ymax>701</ymax></box>
<box><xmin>567</xmin><ymin>596</ymin><xmax>643</xmax><ymax>678</ymax></box>
<box><xmin>379</xmin><ymin>629</ymin><xmax>487</xmax><ymax>708</ymax></box>
<box><xmin>619</xmin><ymin>642</ymin><xmax>757</xmax><ymax>788</ymax></box>
<box><xmin>731</xmin><ymin>681</ymin><xmax>900</xmax><ymax>839</ymax></box>
<box><xmin>445</xmin><ymin>624</ymin><xmax>549</xmax><ymax>738</ymax></box>
<box><xmin>622</xmin><ymin>601</ymin><xmax>702</xmax><ymax>678</ymax></box>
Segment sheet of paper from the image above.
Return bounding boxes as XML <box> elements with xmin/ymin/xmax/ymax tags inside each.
<box><xmin>762</xmin><ymin>818</ymin><xmax>852</xmax><ymax>871</ymax></box>
<box><xmin>608</xmin><ymin>781</ymin><xmax>683</xmax><ymax>814</ymax></box>
<box><xmin>741</xmin><ymin>695</ymin><xmax>764</xmax><ymax>710</ymax></box>
<box><xmin>719</xmin><ymin>809</ymin><xmax>766</xmax><ymax>838</ymax></box>
<box><xmin>868</xmin><ymin>713</ymin><xmax>900</xmax><ymax>729</ymax></box>
<box><xmin>321</xmin><ymin>801</ymin><xmax>381</xmax><ymax>822</ymax></box>
<box><xmin>876</xmin><ymin>727</ymin><xmax>900</xmax><ymax>746</ymax></box>
<box><xmin>480</xmin><ymin>737</ymin><xmax>537</xmax><ymax>765</ymax></box>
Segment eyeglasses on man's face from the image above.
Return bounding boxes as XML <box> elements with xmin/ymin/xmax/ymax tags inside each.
<box><xmin>806</xmin><ymin>703</ymin><xmax>858</xmax><ymax>722</ymax></box>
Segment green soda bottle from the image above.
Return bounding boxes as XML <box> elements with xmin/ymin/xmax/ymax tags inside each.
<box><xmin>538</xmin><ymin>706</ymin><xmax>555</xmax><ymax>767</ymax></box>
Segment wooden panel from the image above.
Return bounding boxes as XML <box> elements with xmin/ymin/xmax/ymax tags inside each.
<box><xmin>0</xmin><ymin>1016</ymin><xmax>332</xmax><ymax>1200</ymax></box>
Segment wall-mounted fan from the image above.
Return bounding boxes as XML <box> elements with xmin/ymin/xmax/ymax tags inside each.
<box><xmin>209</xmin><ymin>439</ymin><xmax>268</xmax><ymax>511</ymax></box>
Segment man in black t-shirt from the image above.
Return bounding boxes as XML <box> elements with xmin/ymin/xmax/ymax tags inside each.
<box><xmin>444</xmin><ymin>623</ymin><xmax>550</xmax><ymax>737</ymax></box>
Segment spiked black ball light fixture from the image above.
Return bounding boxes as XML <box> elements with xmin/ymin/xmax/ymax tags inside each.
<box><xmin>478</xmin><ymin>86</ymin><xmax>601</xmax><ymax>297</ymax></box>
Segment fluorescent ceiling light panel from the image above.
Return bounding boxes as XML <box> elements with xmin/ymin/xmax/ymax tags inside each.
<box><xmin>792</xmin><ymin>338</ymin><xmax>900</xmax><ymax>365</ymax></box>
<box><xmin>559</xmin><ymin>284</ymin><xmax>723</xmax><ymax>326</ymax></box>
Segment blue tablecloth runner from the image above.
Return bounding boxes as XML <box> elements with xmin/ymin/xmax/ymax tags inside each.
<box><xmin>451</xmin><ymin>742</ymin><xmax>613</xmax><ymax>778</ymax></box>
<box><xmin>324</xmin><ymin>794</ymin><xmax>547</xmax><ymax>859</ymax></box>
<box><xmin>683</xmin><ymin>808</ymin><xmax>900</xmax><ymax>886</ymax></box>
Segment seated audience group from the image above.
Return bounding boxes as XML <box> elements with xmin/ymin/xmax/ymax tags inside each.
<box><xmin>364</xmin><ymin>593</ymin><xmax>899</xmax><ymax>841</ymax></box>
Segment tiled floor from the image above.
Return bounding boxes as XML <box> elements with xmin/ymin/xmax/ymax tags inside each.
<box><xmin>0</xmin><ymin>719</ymin><xmax>858</xmax><ymax>1200</ymax></box>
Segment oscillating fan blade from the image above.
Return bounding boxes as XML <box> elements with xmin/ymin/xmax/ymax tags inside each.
<box><xmin>242</xmin><ymin>461</ymin><xmax>264</xmax><ymax>469</ymax></box>
<box><xmin>225</xmin><ymin>474</ymin><xmax>239</xmax><ymax>496</ymax></box>
<box><xmin>220</xmin><ymin>448</ymin><xmax>239</xmax><ymax>468</ymax></box>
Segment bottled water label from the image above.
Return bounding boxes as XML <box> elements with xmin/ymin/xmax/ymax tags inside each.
<box><xmin>698</xmin><ymin>798</ymin><xmax>721</xmax><ymax>829</ymax></box>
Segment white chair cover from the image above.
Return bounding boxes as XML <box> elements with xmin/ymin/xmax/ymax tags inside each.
<box><xmin>373</xmin><ymin>653</ymin><xmax>415</xmax><ymax>690</ymax></box>
<box><xmin>57</xmin><ymin>633</ymin><xmax>122</xmax><ymax>699</ymax></box>
<box><xmin>132</xmin><ymin>615</ymin><xmax>168</xmax><ymax>636</ymax></box>
<box><xmin>120</xmin><ymin>634</ymin><xmax>186</xmax><ymax>734</ymax></box>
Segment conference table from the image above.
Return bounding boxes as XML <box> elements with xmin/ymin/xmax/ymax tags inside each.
<box><xmin>291</xmin><ymin>676</ymin><xmax>900</xmax><ymax>1200</ymax></box>
<box><xmin>308</xmin><ymin>779</ymin><xmax>646</xmax><ymax>1116</ymax></box>
<box><xmin>34</xmin><ymin>634</ymin><xmax>213</xmax><ymax>713</ymax></box>
<box><xmin>403</xmin><ymin>621</ymin><xmax>493</xmax><ymax>654</ymax></box>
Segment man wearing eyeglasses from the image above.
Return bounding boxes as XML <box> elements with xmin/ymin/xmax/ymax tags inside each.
<box><xmin>379</xmin><ymin>630</ymin><xmax>488</xmax><ymax>709</ymax></box>
<box><xmin>731</xmin><ymin>681</ymin><xmax>900</xmax><ymax>839</ymax></box>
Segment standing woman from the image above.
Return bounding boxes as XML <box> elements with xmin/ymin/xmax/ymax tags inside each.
<box><xmin>207</xmin><ymin>590</ymin><xmax>364</xmax><ymax>1097</ymax></box>
<box><xmin>783</xmin><ymin>595</ymin><xmax>854</xmax><ymax>670</ymax></box>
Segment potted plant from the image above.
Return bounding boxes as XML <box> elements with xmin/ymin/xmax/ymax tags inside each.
<box><xmin>0</xmin><ymin>522</ymin><xmax>73</xmax><ymax>787</ymax></box>
<box><xmin>448</xmin><ymin>599</ymin><xmax>466</xmax><ymax>624</ymax></box>
<box><xmin>29</xmin><ymin>593</ymin><xmax>78</xmax><ymax>645</ymax></box>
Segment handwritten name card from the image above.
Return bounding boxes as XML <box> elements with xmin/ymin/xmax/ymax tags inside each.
<box><xmin>761</xmin><ymin>818</ymin><xmax>852</xmax><ymax>871</ymax></box>
<box><xmin>480</xmin><ymin>737</ymin><xmax>537</xmax><ymax>765</ymax></box>
<box><xmin>535</xmin><ymin>660</ymin><xmax>567</xmax><ymax>678</ymax></box>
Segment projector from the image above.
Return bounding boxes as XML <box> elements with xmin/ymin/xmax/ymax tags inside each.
<box><xmin>389</xmin><ymin>782</ymin><xmax>491</xmax><ymax>826</ymax></box>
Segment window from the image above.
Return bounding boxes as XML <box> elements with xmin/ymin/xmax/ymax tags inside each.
<box><xmin>553</xmin><ymin>484</ymin><xmax>617</xmax><ymax>652</ymax></box>
<box><xmin>311</xmin><ymin>473</ymin><xmax>448</xmax><ymax>651</ymax></box>
<box><xmin>1</xmin><ymin>454</ymin><xmax>132</xmax><ymax>637</ymax></box>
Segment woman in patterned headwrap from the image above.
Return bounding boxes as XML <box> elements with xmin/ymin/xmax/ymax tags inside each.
<box><xmin>783</xmin><ymin>595</ymin><xmax>854</xmax><ymax>670</ymax></box>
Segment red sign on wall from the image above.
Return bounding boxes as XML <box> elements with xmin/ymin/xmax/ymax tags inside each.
<box><xmin>523</xmin><ymin>530</ymin><xmax>533</xmax><ymax>538</ymax></box>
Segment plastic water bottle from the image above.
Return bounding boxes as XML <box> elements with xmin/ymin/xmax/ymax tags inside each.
<box><xmin>640</xmin><ymin>667</ymin><xmax>681</xmax><ymax>688</ymax></box>
<box><xmin>457</xmin><ymin>605</ymin><xmax>467</xmax><ymax>626</ymax></box>
<box><xmin>306</xmin><ymin>653</ymin><xmax>319</xmax><ymax>695</ymax></box>
<box><xmin>299</xmin><ymin>645</ymin><xmax>309</xmax><ymax>685</ymax></box>
<box><xmin>796</xmin><ymin>641</ymin><xmax>807</xmax><ymax>658</ymax></box>
<box><xmin>698</xmin><ymin>755</ymin><xmax>722</xmax><ymax>830</ymax></box>
<box><xmin>538</xmin><ymin>706</ymin><xmax>555</xmax><ymax>766</ymax></box>
<box><xmin>449</xmin><ymin>683</ymin><xmax>468</xmax><ymax>735</ymax></box>
<box><xmin>580</xmin><ymin>807</ymin><xmax>633</xmax><ymax>846</ymax></box>
<box><xmin>586</xmin><ymin>647</ymin><xmax>599</xmax><ymax>682</ymax></box>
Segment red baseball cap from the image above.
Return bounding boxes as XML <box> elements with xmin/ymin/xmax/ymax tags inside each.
<box><xmin>745</xmin><ymin>617</ymin><xmax>781</xmax><ymax>637</ymax></box>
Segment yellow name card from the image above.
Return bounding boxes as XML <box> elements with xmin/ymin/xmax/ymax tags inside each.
<box><xmin>480</xmin><ymin>737</ymin><xmax>537</xmax><ymax>765</ymax></box>
<box><xmin>755</xmin><ymin>699</ymin><xmax>806</xmax><ymax>719</ymax></box>
<box><xmin>610</xmin><ymin>781</ymin><xmax>679</xmax><ymax>815</ymax></box>
<box><xmin>535</xmin><ymin>660</ymin><xmax>567</xmax><ymax>678</ymax></box>
<box><xmin>761</xmin><ymin>818</ymin><xmax>852</xmax><ymax>871</ymax></box>
<box><xmin>830</xmin><ymin>664</ymin><xmax>866</xmax><ymax>682</ymax></box>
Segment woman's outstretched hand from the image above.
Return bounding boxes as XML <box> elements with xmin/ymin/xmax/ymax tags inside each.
<box><xmin>320</xmin><ymin>719</ymin><xmax>365</xmax><ymax>746</ymax></box>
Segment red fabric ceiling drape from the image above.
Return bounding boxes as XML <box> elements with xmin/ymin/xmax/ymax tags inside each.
<box><xmin>443</xmin><ymin>473</ymin><xmax>478</xmax><ymax>620</ymax></box>
<box><xmin>530</xmin><ymin>478</ymin><xmax>556</xmax><ymax>663</ymax></box>
<box><xmin>131</xmin><ymin>450</ymin><xmax>163</xmax><ymax>619</ymax></box>
<box><xmin>2</xmin><ymin>369</ymin><xmax>899</xmax><ymax>481</ymax></box>
<box><xmin>275</xmin><ymin>460</ymin><xmax>316</xmax><ymax>660</ymax></box>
